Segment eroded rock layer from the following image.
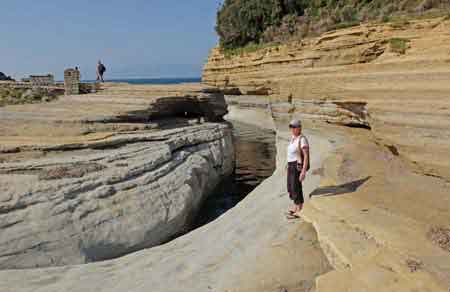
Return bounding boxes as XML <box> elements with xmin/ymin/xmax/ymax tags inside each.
<box><xmin>203</xmin><ymin>17</ymin><xmax>450</xmax><ymax>180</ymax></box>
<box><xmin>0</xmin><ymin>84</ymin><xmax>234</xmax><ymax>269</ymax></box>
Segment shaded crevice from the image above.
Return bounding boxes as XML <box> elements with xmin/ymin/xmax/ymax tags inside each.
<box><xmin>0</xmin><ymin>200</ymin><xmax>42</xmax><ymax>215</ymax></box>
<box><xmin>385</xmin><ymin>144</ymin><xmax>399</xmax><ymax>156</ymax></box>
<box><xmin>328</xmin><ymin>121</ymin><xmax>372</xmax><ymax>130</ymax></box>
<box><xmin>0</xmin><ymin>241</ymin><xmax>52</xmax><ymax>259</ymax></box>
<box><xmin>333</xmin><ymin>101</ymin><xmax>368</xmax><ymax>118</ymax></box>
<box><xmin>112</xmin><ymin>96</ymin><xmax>227</xmax><ymax>124</ymax></box>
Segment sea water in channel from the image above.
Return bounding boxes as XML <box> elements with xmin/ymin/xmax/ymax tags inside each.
<box><xmin>194</xmin><ymin>121</ymin><xmax>276</xmax><ymax>227</ymax></box>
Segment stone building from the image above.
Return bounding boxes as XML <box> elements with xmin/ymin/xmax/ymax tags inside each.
<box><xmin>29</xmin><ymin>74</ymin><xmax>55</xmax><ymax>86</ymax></box>
<box><xmin>64</xmin><ymin>68</ymin><xmax>80</xmax><ymax>95</ymax></box>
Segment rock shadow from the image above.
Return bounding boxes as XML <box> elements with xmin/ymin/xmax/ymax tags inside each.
<box><xmin>309</xmin><ymin>176</ymin><xmax>371</xmax><ymax>198</ymax></box>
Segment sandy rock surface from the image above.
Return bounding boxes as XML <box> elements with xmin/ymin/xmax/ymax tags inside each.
<box><xmin>0</xmin><ymin>84</ymin><xmax>234</xmax><ymax>268</ymax></box>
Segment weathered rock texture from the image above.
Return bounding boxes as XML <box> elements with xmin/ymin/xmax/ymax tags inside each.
<box><xmin>203</xmin><ymin>17</ymin><xmax>450</xmax><ymax>180</ymax></box>
<box><xmin>0</xmin><ymin>83</ymin><xmax>234</xmax><ymax>269</ymax></box>
<box><xmin>0</xmin><ymin>103</ymin><xmax>334</xmax><ymax>292</ymax></box>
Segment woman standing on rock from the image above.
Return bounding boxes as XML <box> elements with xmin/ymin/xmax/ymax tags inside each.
<box><xmin>286</xmin><ymin>119</ymin><xmax>309</xmax><ymax>219</ymax></box>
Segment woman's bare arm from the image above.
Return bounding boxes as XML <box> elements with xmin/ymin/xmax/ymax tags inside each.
<box><xmin>299</xmin><ymin>146</ymin><xmax>309</xmax><ymax>181</ymax></box>
<box><xmin>301</xmin><ymin>147</ymin><xmax>309</xmax><ymax>173</ymax></box>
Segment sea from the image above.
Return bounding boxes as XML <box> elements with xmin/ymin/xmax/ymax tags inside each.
<box><xmin>82</xmin><ymin>77</ymin><xmax>201</xmax><ymax>85</ymax></box>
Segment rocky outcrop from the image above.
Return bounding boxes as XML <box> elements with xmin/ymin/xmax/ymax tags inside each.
<box><xmin>203</xmin><ymin>17</ymin><xmax>450</xmax><ymax>180</ymax></box>
<box><xmin>0</xmin><ymin>72</ymin><xmax>13</xmax><ymax>81</ymax></box>
<box><xmin>0</xmin><ymin>83</ymin><xmax>234</xmax><ymax>269</ymax></box>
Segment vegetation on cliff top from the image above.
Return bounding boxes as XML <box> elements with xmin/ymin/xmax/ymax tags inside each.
<box><xmin>0</xmin><ymin>86</ymin><xmax>62</xmax><ymax>107</ymax></box>
<box><xmin>216</xmin><ymin>0</ymin><xmax>450</xmax><ymax>50</ymax></box>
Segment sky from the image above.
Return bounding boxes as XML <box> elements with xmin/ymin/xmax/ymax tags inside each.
<box><xmin>1</xmin><ymin>0</ymin><xmax>222</xmax><ymax>80</ymax></box>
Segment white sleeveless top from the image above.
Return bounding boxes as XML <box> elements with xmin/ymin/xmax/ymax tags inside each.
<box><xmin>287</xmin><ymin>135</ymin><xmax>309</xmax><ymax>162</ymax></box>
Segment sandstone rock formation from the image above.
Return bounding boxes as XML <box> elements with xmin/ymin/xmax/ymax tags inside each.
<box><xmin>203</xmin><ymin>16</ymin><xmax>450</xmax><ymax>181</ymax></box>
<box><xmin>0</xmin><ymin>83</ymin><xmax>234</xmax><ymax>269</ymax></box>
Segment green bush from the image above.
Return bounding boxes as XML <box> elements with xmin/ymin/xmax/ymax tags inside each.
<box><xmin>217</xmin><ymin>0</ymin><xmax>306</xmax><ymax>48</ymax></box>
<box><xmin>215</xmin><ymin>0</ymin><xmax>450</xmax><ymax>49</ymax></box>
<box><xmin>339</xmin><ymin>5</ymin><xmax>358</xmax><ymax>22</ymax></box>
<box><xmin>389</xmin><ymin>38</ymin><xmax>410</xmax><ymax>54</ymax></box>
<box><xmin>216</xmin><ymin>0</ymin><xmax>305</xmax><ymax>49</ymax></box>
<box><xmin>332</xmin><ymin>20</ymin><xmax>360</xmax><ymax>30</ymax></box>
<box><xmin>382</xmin><ymin>14</ymin><xmax>391</xmax><ymax>23</ymax></box>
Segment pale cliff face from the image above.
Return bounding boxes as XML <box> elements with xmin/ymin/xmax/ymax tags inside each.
<box><xmin>203</xmin><ymin>17</ymin><xmax>450</xmax><ymax>181</ymax></box>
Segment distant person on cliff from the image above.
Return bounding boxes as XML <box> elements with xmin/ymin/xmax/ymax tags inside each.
<box><xmin>96</xmin><ymin>60</ymin><xmax>106</xmax><ymax>82</ymax></box>
<box><xmin>286</xmin><ymin>119</ymin><xmax>310</xmax><ymax>219</ymax></box>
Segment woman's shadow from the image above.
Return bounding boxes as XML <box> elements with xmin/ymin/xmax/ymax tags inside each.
<box><xmin>309</xmin><ymin>176</ymin><xmax>371</xmax><ymax>198</ymax></box>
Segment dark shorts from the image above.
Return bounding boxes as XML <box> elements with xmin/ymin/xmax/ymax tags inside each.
<box><xmin>287</xmin><ymin>161</ymin><xmax>304</xmax><ymax>205</ymax></box>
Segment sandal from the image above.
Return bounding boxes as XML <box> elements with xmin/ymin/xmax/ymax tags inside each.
<box><xmin>286</xmin><ymin>209</ymin><xmax>296</xmax><ymax>214</ymax></box>
<box><xmin>286</xmin><ymin>213</ymin><xmax>300</xmax><ymax>219</ymax></box>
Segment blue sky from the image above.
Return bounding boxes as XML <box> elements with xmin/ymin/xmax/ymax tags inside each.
<box><xmin>1</xmin><ymin>0</ymin><xmax>222</xmax><ymax>80</ymax></box>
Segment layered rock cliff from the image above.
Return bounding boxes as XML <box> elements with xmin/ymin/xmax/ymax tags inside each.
<box><xmin>0</xmin><ymin>83</ymin><xmax>234</xmax><ymax>269</ymax></box>
<box><xmin>203</xmin><ymin>16</ymin><xmax>450</xmax><ymax>180</ymax></box>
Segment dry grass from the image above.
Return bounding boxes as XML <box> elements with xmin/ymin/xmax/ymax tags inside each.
<box><xmin>0</xmin><ymin>85</ymin><xmax>62</xmax><ymax>107</ymax></box>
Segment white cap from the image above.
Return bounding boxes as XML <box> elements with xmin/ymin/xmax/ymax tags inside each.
<box><xmin>289</xmin><ymin>119</ymin><xmax>302</xmax><ymax>128</ymax></box>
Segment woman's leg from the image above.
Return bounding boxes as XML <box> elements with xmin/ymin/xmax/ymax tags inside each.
<box><xmin>287</xmin><ymin>164</ymin><xmax>297</xmax><ymax>213</ymax></box>
<box><xmin>295</xmin><ymin>182</ymin><xmax>304</xmax><ymax>213</ymax></box>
